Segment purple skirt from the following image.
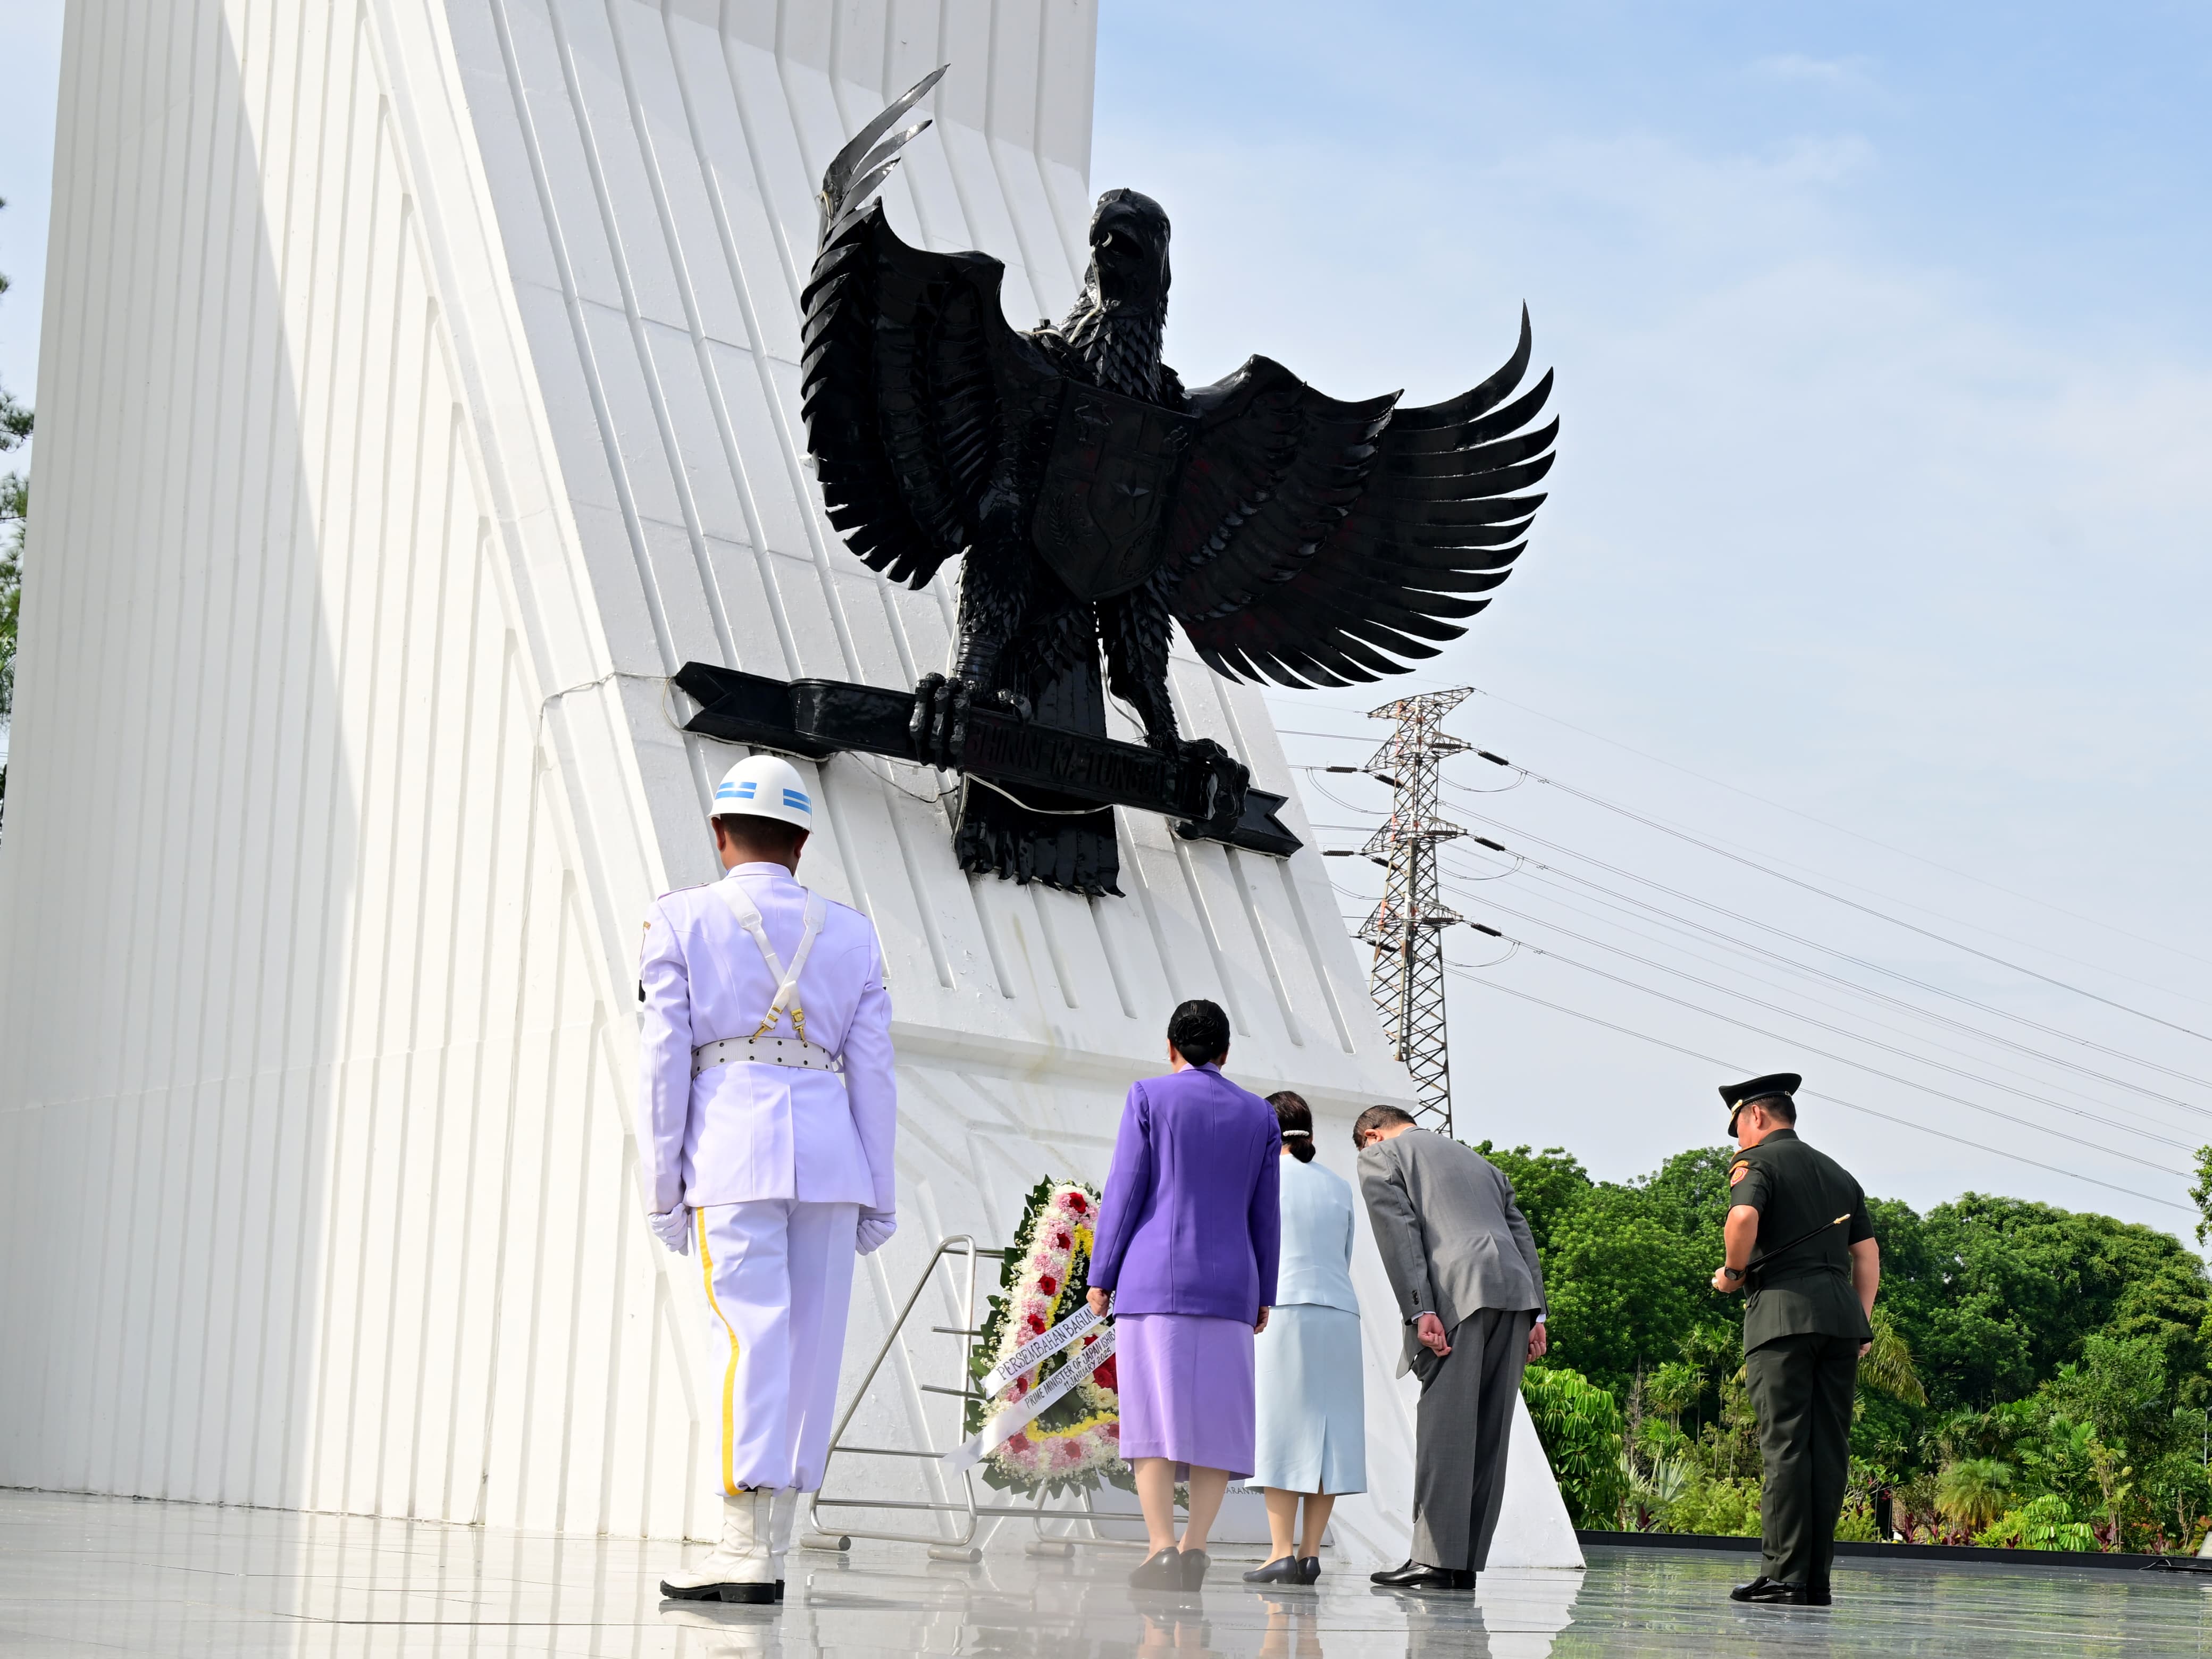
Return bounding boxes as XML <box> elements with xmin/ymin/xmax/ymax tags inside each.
<box><xmin>1115</xmin><ymin>1313</ymin><xmax>1256</xmax><ymax>1478</ymax></box>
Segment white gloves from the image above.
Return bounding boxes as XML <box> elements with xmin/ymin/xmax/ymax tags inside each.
<box><xmin>856</xmin><ymin>1210</ymin><xmax>897</xmax><ymax>1256</ymax></box>
<box><xmin>647</xmin><ymin>1204</ymin><xmax>693</xmax><ymax>1256</ymax></box>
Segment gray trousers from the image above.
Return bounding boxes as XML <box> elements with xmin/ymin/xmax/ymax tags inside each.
<box><xmin>1411</xmin><ymin>1307</ymin><xmax>1531</xmax><ymax>1571</ymax></box>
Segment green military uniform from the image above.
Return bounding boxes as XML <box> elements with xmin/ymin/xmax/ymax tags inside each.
<box><xmin>1723</xmin><ymin>1080</ymin><xmax>1873</xmax><ymax>1597</ymax></box>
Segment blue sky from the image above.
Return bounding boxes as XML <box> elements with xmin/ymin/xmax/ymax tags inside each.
<box><xmin>1093</xmin><ymin>2</ymin><xmax>2212</xmax><ymax>1231</ymax></box>
<box><xmin>3</xmin><ymin>2</ymin><xmax>2209</xmax><ymax>1232</ymax></box>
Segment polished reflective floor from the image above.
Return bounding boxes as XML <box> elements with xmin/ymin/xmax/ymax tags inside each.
<box><xmin>3</xmin><ymin>1491</ymin><xmax>2209</xmax><ymax>1656</ymax></box>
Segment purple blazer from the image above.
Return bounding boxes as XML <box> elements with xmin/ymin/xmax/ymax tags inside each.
<box><xmin>1090</xmin><ymin>1063</ymin><xmax>1282</xmax><ymax>1321</ymax></box>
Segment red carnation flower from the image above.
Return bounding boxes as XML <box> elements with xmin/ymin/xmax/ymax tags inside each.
<box><xmin>1008</xmin><ymin>1432</ymin><xmax>1030</xmax><ymax>1454</ymax></box>
<box><xmin>1025</xmin><ymin>1314</ymin><xmax>1047</xmax><ymax>1334</ymax></box>
<box><xmin>1066</xmin><ymin>1194</ymin><xmax>1090</xmax><ymax>1214</ymax></box>
<box><xmin>1093</xmin><ymin>1356</ymin><xmax>1118</xmax><ymax>1392</ymax></box>
<box><xmin>1038</xmin><ymin>1274</ymin><xmax>1058</xmax><ymax>1295</ymax></box>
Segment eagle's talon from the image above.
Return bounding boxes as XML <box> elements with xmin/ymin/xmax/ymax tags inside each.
<box><xmin>990</xmin><ymin>689</ymin><xmax>1033</xmax><ymax>723</ymax></box>
<box><xmin>909</xmin><ymin>673</ymin><xmax>948</xmax><ymax>765</ymax></box>
<box><xmin>944</xmin><ymin>682</ymin><xmax>975</xmax><ymax>767</ymax></box>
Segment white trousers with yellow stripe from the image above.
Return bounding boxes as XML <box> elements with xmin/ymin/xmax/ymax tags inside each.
<box><xmin>694</xmin><ymin>1200</ymin><xmax>860</xmax><ymax>1495</ymax></box>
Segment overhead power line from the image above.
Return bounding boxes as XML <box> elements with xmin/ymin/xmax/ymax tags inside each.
<box><xmin>1444</xmin><ymin>890</ymin><xmax>2201</xmax><ymax>1151</ymax></box>
<box><xmin>1443</xmin><ymin>968</ymin><xmax>2191</xmax><ymax>1214</ymax></box>
<box><xmin>1433</xmin><ymin>849</ymin><xmax>2174</xmax><ymax>1117</ymax></box>
<box><xmin>1446</xmin><ymin>929</ymin><xmax>2185</xmax><ymax>1175</ymax></box>
<box><xmin>1457</xmin><ymin>752</ymin><xmax>2212</xmax><ymax>1043</ymax></box>
<box><xmin>1275</xmin><ymin>684</ymin><xmax>2212</xmax><ymax>976</ymax></box>
<box><xmin>1434</xmin><ymin>840</ymin><xmax>2212</xmax><ymax>1115</ymax></box>
<box><xmin>1432</xmin><ymin>802</ymin><xmax>2212</xmax><ymax>1094</ymax></box>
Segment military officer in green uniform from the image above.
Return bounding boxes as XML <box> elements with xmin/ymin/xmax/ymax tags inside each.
<box><xmin>1710</xmin><ymin>1073</ymin><xmax>1879</xmax><ymax>1607</ymax></box>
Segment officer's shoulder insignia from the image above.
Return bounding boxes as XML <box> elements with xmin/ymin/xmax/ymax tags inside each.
<box><xmin>1729</xmin><ymin>1160</ymin><xmax>1751</xmax><ymax>1185</ymax></box>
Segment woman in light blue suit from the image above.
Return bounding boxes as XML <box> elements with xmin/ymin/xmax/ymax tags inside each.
<box><xmin>1243</xmin><ymin>1091</ymin><xmax>1367</xmax><ymax>1585</ymax></box>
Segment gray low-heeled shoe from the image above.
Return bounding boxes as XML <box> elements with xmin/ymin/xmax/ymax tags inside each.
<box><xmin>1297</xmin><ymin>1555</ymin><xmax>1321</xmax><ymax>1584</ymax></box>
<box><xmin>1178</xmin><ymin>1548</ymin><xmax>1210</xmax><ymax>1589</ymax></box>
<box><xmin>1241</xmin><ymin>1555</ymin><xmax>1302</xmax><ymax>1585</ymax></box>
<box><xmin>1128</xmin><ymin>1546</ymin><xmax>1183</xmax><ymax>1589</ymax></box>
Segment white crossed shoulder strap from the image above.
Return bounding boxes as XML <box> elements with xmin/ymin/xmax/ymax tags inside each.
<box><xmin>714</xmin><ymin>877</ymin><xmax>828</xmax><ymax>1045</ymax></box>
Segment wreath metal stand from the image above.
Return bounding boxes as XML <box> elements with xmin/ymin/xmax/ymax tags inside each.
<box><xmin>801</xmin><ymin>1233</ymin><xmax>1149</xmax><ymax>1563</ymax></box>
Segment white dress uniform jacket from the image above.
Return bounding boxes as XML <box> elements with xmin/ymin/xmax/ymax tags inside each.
<box><xmin>637</xmin><ymin>862</ymin><xmax>896</xmax><ymax>1215</ymax></box>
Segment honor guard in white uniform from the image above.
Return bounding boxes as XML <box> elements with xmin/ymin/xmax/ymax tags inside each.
<box><xmin>638</xmin><ymin>756</ymin><xmax>899</xmax><ymax>1605</ymax></box>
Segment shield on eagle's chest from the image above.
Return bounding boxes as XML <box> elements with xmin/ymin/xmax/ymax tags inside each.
<box><xmin>1031</xmin><ymin>380</ymin><xmax>1197</xmax><ymax>602</ymax></box>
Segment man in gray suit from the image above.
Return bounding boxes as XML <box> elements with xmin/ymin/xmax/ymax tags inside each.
<box><xmin>1354</xmin><ymin>1105</ymin><xmax>1548</xmax><ymax>1592</ymax></box>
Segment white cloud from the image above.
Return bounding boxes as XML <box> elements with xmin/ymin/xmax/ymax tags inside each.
<box><xmin>1753</xmin><ymin>52</ymin><xmax>1878</xmax><ymax>92</ymax></box>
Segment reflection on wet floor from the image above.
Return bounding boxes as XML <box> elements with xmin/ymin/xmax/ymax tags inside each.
<box><xmin>2</xmin><ymin>1490</ymin><xmax>2208</xmax><ymax>1656</ymax></box>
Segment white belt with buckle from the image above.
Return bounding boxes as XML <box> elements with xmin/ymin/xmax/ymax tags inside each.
<box><xmin>692</xmin><ymin>1035</ymin><xmax>844</xmax><ymax>1078</ymax></box>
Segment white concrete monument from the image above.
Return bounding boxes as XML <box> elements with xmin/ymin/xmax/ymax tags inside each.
<box><xmin>0</xmin><ymin>0</ymin><xmax>1578</xmax><ymax>1571</ymax></box>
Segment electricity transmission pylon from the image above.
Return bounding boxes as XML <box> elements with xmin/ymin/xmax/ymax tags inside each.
<box><xmin>1354</xmin><ymin>688</ymin><xmax>1471</xmax><ymax>1134</ymax></box>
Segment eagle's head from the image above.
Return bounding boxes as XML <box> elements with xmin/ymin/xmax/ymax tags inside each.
<box><xmin>1083</xmin><ymin>188</ymin><xmax>1171</xmax><ymax>316</ymax></box>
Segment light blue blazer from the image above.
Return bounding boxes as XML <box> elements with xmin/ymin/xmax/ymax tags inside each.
<box><xmin>1273</xmin><ymin>1155</ymin><xmax>1360</xmax><ymax>1313</ymax></box>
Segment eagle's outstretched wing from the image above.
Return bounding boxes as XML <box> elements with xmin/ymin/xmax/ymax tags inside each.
<box><xmin>799</xmin><ymin>73</ymin><xmax>1052</xmax><ymax>591</ymax></box>
<box><xmin>1159</xmin><ymin>311</ymin><xmax>1556</xmax><ymax>687</ymax></box>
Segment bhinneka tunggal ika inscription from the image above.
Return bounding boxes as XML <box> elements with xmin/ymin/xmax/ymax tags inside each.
<box><xmin>679</xmin><ymin>66</ymin><xmax>1557</xmax><ymax>896</ymax></box>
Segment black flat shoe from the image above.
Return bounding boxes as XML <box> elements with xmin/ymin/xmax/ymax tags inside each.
<box><xmin>1128</xmin><ymin>1547</ymin><xmax>1183</xmax><ymax>1589</ymax></box>
<box><xmin>1807</xmin><ymin>1583</ymin><xmax>1832</xmax><ymax>1606</ymax></box>
<box><xmin>1179</xmin><ymin>1548</ymin><xmax>1210</xmax><ymax>1589</ymax></box>
<box><xmin>659</xmin><ymin>1579</ymin><xmax>778</xmax><ymax>1605</ymax></box>
<box><xmin>1730</xmin><ymin>1576</ymin><xmax>1809</xmax><ymax>1604</ymax></box>
<box><xmin>1241</xmin><ymin>1555</ymin><xmax>1302</xmax><ymax>1585</ymax></box>
<box><xmin>1297</xmin><ymin>1555</ymin><xmax>1321</xmax><ymax>1584</ymax></box>
<box><xmin>1371</xmin><ymin>1560</ymin><xmax>1473</xmax><ymax>1591</ymax></box>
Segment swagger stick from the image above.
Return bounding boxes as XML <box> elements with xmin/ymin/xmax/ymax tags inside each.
<box><xmin>1745</xmin><ymin>1213</ymin><xmax>1851</xmax><ymax>1273</ymax></box>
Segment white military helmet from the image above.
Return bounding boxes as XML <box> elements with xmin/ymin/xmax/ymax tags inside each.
<box><xmin>711</xmin><ymin>754</ymin><xmax>814</xmax><ymax>832</ymax></box>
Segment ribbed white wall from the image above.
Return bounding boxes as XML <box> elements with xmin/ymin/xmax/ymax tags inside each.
<box><xmin>0</xmin><ymin>0</ymin><xmax>695</xmax><ymax>1538</ymax></box>
<box><xmin>0</xmin><ymin>0</ymin><xmax>1577</xmax><ymax>1563</ymax></box>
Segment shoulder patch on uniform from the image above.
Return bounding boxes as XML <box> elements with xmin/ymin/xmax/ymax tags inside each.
<box><xmin>1729</xmin><ymin>1161</ymin><xmax>1750</xmax><ymax>1185</ymax></box>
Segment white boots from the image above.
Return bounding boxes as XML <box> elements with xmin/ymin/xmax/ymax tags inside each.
<box><xmin>769</xmin><ymin>1488</ymin><xmax>801</xmax><ymax>1583</ymax></box>
<box><xmin>661</xmin><ymin>1489</ymin><xmax>780</xmax><ymax>1604</ymax></box>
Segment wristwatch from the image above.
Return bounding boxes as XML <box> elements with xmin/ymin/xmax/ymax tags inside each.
<box><xmin>1721</xmin><ymin>1265</ymin><xmax>1744</xmax><ymax>1282</ymax></box>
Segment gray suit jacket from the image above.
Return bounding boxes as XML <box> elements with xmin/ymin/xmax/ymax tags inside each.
<box><xmin>1358</xmin><ymin>1129</ymin><xmax>1546</xmax><ymax>1377</ymax></box>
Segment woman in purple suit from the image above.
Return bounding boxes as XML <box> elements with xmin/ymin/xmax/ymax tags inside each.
<box><xmin>1088</xmin><ymin>999</ymin><xmax>1283</xmax><ymax>1591</ymax></box>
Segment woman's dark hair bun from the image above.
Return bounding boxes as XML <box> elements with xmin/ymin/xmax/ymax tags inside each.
<box><xmin>1267</xmin><ymin>1090</ymin><xmax>1318</xmax><ymax>1163</ymax></box>
<box><xmin>1167</xmin><ymin>999</ymin><xmax>1232</xmax><ymax>1068</ymax></box>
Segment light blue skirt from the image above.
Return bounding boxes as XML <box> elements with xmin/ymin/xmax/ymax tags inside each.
<box><xmin>1251</xmin><ymin>1303</ymin><xmax>1366</xmax><ymax>1494</ymax></box>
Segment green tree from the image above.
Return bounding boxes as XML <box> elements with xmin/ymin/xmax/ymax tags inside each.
<box><xmin>1473</xmin><ymin>1142</ymin><xmax>1592</xmax><ymax>1256</ymax></box>
<box><xmin>1522</xmin><ymin>1366</ymin><xmax>1628</xmax><ymax>1528</ymax></box>
<box><xmin>1904</xmin><ymin>1195</ymin><xmax>2200</xmax><ymax>1415</ymax></box>
<box><xmin>1936</xmin><ymin>1457</ymin><xmax>2015</xmax><ymax>1530</ymax></box>
<box><xmin>1540</xmin><ymin>1184</ymin><xmax>1703</xmax><ymax>1396</ymax></box>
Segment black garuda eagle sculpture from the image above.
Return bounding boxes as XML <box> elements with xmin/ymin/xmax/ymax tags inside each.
<box><xmin>800</xmin><ymin>70</ymin><xmax>1555</xmax><ymax>894</ymax></box>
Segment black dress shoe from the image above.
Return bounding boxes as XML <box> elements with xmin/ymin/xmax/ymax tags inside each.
<box><xmin>1242</xmin><ymin>1555</ymin><xmax>1303</xmax><ymax>1584</ymax></box>
<box><xmin>1129</xmin><ymin>1547</ymin><xmax>1183</xmax><ymax>1589</ymax></box>
<box><xmin>1371</xmin><ymin>1560</ymin><xmax>1474</xmax><ymax>1591</ymax></box>
<box><xmin>1807</xmin><ymin>1583</ymin><xmax>1832</xmax><ymax>1607</ymax></box>
<box><xmin>1730</xmin><ymin>1576</ymin><xmax>1809</xmax><ymax>1604</ymax></box>
<box><xmin>1297</xmin><ymin>1555</ymin><xmax>1321</xmax><ymax>1584</ymax></box>
<box><xmin>1179</xmin><ymin>1548</ymin><xmax>1210</xmax><ymax>1589</ymax></box>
